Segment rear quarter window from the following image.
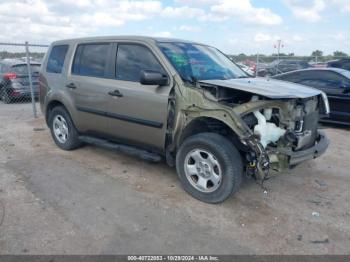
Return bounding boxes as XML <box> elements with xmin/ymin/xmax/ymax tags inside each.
<box><xmin>46</xmin><ymin>45</ymin><xmax>69</xmax><ymax>73</ymax></box>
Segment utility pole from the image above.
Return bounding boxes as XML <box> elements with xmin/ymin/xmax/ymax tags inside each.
<box><xmin>256</xmin><ymin>53</ymin><xmax>259</xmax><ymax>77</ymax></box>
<box><xmin>25</xmin><ymin>41</ymin><xmax>37</xmax><ymax>118</ymax></box>
<box><xmin>274</xmin><ymin>39</ymin><xmax>284</xmax><ymax>74</ymax></box>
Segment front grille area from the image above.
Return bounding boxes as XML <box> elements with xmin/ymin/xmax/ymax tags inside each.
<box><xmin>301</xmin><ymin>111</ymin><xmax>319</xmax><ymax>149</ymax></box>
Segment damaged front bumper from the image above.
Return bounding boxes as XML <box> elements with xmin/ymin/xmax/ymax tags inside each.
<box><xmin>278</xmin><ymin>130</ymin><xmax>329</xmax><ymax>166</ymax></box>
<box><xmin>244</xmin><ymin>130</ymin><xmax>329</xmax><ymax>180</ymax></box>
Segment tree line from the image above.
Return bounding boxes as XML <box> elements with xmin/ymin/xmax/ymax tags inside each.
<box><xmin>229</xmin><ymin>50</ymin><xmax>349</xmax><ymax>63</ymax></box>
<box><xmin>0</xmin><ymin>51</ymin><xmax>45</xmax><ymax>60</ymax></box>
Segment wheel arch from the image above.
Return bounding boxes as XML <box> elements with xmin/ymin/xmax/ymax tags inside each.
<box><xmin>177</xmin><ymin>116</ymin><xmax>248</xmax><ymax>153</ymax></box>
<box><xmin>45</xmin><ymin>100</ymin><xmax>68</xmax><ymax>126</ymax></box>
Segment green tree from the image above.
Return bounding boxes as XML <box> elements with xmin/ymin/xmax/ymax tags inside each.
<box><xmin>236</xmin><ymin>53</ymin><xmax>247</xmax><ymax>60</ymax></box>
<box><xmin>333</xmin><ymin>51</ymin><xmax>348</xmax><ymax>57</ymax></box>
<box><xmin>311</xmin><ymin>50</ymin><xmax>323</xmax><ymax>57</ymax></box>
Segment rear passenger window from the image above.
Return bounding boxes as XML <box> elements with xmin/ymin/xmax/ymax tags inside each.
<box><xmin>72</xmin><ymin>43</ymin><xmax>109</xmax><ymax>77</ymax></box>
<box><xmin>116</xmin><ymin>44</ymin><xmax>166</xmax><ymax>82</ymax></box>
<box><xmin>47</xmin><ymin>45</ymin><xmax>68</xmax><ymax>73</ymax></box>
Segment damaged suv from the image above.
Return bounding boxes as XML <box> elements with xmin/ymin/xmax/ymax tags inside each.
<box><xmin>40</xmin><ymin>37</ymin><xmax>330</xmax><ymax>203</ymax></box>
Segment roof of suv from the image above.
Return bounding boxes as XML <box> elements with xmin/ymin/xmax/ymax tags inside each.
<box><xmin>52</xmin><ymin>35</ymin><xmax>204</xmax><ymax>46</ymax></box>
<box><xmin>0</xmin><ymin>58</ymin><xmax>41</xmax><ymax>66</ymax></box>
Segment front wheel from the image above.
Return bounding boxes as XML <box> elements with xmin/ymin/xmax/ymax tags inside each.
<box><xmin>176</xmin><ymin>133</ymin><xmax>243</xmax><ymax>204</ymax></box>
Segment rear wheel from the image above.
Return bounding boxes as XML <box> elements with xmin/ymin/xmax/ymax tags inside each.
<box><xmin>49</xmin><ymin>106</ymin><xmax>82</xmax><ymax>150</ymax></box>
<box><xmin>176</xmin><ymin>133</ymin><xmax>243</xmax><ymax>204</ymax></box>
<box><xmin>1</xmin><ymin>91</ymin><xmax>11</xmax><ymax>104</ymax></box>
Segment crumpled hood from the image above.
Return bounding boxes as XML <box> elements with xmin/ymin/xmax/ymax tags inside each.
<box><xmin>200</xmin><ymin>77</ymin><xmax>321</xmax><ymax>99</ymax></box>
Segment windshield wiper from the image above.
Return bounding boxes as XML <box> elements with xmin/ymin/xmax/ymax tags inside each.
<box><xmin>190</xmin><ymin>76</ymin><xmax>199</xmax><ymax>84</ymax></box>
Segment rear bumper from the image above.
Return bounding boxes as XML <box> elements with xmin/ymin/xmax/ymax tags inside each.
<box><xmin>280</xmin><ymin>130</ymin><xmax>329</xmax><ymax>166</ymax></box>
<box><xmin>10</xmin><ymin>89</ymin><xmax>39</xmax><ymax>98</ymax></box>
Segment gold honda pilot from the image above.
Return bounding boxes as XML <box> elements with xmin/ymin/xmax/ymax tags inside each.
<box><xmin>39</xmin><ymin>36</ymin><xmax>330</xmax><ymax>203</ymax></box>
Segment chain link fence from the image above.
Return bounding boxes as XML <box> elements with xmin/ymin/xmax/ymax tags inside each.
<box><xmin>0</xmin><ymin>42</ymin><xmax>48</xmax><ymax>118</ymax></box>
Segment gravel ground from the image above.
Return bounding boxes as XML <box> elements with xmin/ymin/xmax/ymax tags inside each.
<box><xmin>0</xmin><ymin>102</ymin><xmax>349</xmax><ymax>255</ymax></box>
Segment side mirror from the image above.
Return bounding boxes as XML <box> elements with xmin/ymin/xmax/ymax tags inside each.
<box><xmin>341</xmin><ymin>81</ymin><xmax>350</xmax><ymax>93</ymax></box>
<box><xmin>343</xmin><ymin>87</ymin><xmax>350</xmax><ymax>94</ymax></box>
<box><xmin>140</xmin><ymin>70</ymin><xmax>168</xmax><ymax>86</ymax></box>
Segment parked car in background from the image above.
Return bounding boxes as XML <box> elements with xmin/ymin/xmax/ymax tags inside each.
<box><xmin>309</xmin><ymin>62</ymin><xmax>327</xmax><ymax>68</ymax></box>
<box><xmin>327</xmin><ymin>58</ymin><xmax>350</xmax><ymax>71</ymax></box>
<box><xmin>273</xmin><ymin>68</ymin><xmax>350</xmax><ymax>125</ymax></box>
<box><xmin>258</xmin><ymin>59</ymin><xmax>310</xmax><ymax>76</ymax></box>
<box><xmin>236</xmin><ymin>63</ymin><xmax>254</xmax><ymax>76</ymax></box>
<box><xmin>244</xmin><ymin>59</ymin><xmax>257</xmax><ymax>73</ymax></box>
<box><xmin>0</xmin><ymin>59</ymin><xmax>41</xmax><ymax>103</ymax></box>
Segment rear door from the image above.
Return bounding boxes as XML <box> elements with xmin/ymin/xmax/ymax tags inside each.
<box><xmin>105</xmin><ymin>43</ymin><xmax>172</xmax><ymax>151</ymax></box>
<box><xmin>66</xmin><ymin>42</ymin><xmax>114</xmax><ymax>134</ymax></box>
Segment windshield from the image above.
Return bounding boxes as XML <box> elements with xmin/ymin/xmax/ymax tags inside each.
<box><xmin>157</xmin><ymin>42</ymin><xmax>247</xmax><ymax>82</ymax></box>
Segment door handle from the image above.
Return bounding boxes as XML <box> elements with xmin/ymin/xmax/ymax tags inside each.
<box><xmin>66</xmin><ymin>83</ymin><xmax>77</xmax><ymax>89</ymax></box>
<box><xmin>108</xmin><ymin>90</ymin><xmax>123</xmax><ymax>97</ymax></box>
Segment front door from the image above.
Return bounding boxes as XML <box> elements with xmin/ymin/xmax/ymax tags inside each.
<box><xmin>105</xmin><ymin>43</ymin><xmax>172</xmax><ymax>151</ymax></box>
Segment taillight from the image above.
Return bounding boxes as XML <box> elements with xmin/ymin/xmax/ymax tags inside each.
<box><xmin>4</xmin><ymin>72</ymin><xmax>17</xmax><ymax>80</ymax></box>
<box><xmin>11</xmin><ymin>90</ymin><xmax>21</xmax><ymax>97</ymax></box>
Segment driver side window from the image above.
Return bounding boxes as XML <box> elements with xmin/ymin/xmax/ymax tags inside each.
<box><xmin>115</xmin><ymin>44</ymin><xmax>166</xmax><ymax>82</ymax></box>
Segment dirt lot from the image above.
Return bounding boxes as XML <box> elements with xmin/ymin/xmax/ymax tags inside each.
<box><xmin>0</xmin><ymin>102</ymin><xmax>349</xmax><ymax>255</ymax></box>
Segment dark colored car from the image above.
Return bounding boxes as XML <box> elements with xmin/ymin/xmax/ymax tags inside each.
<box><xmin>327</xmin><ymin>58</ymin><xmax>350</xmax><ymax>71</ymax></box>
<box><xmin>258</xmin><ymin>59</ymin><xmax>310</xmax><ymax>76</ymax></box>
<box><xmin>0</xmin><ymin>59</ymin><xmax>41</xmax><ymax>103</ymax></box>
<box><xmin>273</xmin><ymin>68</ymin><xmax>350</xmax><ymax>125</ymax></box>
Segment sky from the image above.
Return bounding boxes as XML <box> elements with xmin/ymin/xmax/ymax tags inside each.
<box><xmin>0</xmin><ymin>0</ymin><xmax>349</xmax><ymax>55</ymax></box>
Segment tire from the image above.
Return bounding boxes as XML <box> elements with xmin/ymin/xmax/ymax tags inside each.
<box><xmin>176</xmin><ymin>133</ymin><xmax>243</xmax><ymax>204</ymax></box>
<box><xmin>49</xmin><ymin>106</ymin><xmax>82</xmax><ymax>150</ymax></box>
<box><xmin>1</xmin><ymin>91</ymin><xmax>11</xmax><ymax>104</ymax></box>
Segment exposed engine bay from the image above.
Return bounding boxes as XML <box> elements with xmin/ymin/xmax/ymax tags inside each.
<box><xmin>190</xmin><ymin>79</ymin><xmax>330</xmax><ymax>181</ymax></box>
<box><xmin>242</xmin><ymin>95</ymin><xmax>323</xmax><ymax>180</ymax></box>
